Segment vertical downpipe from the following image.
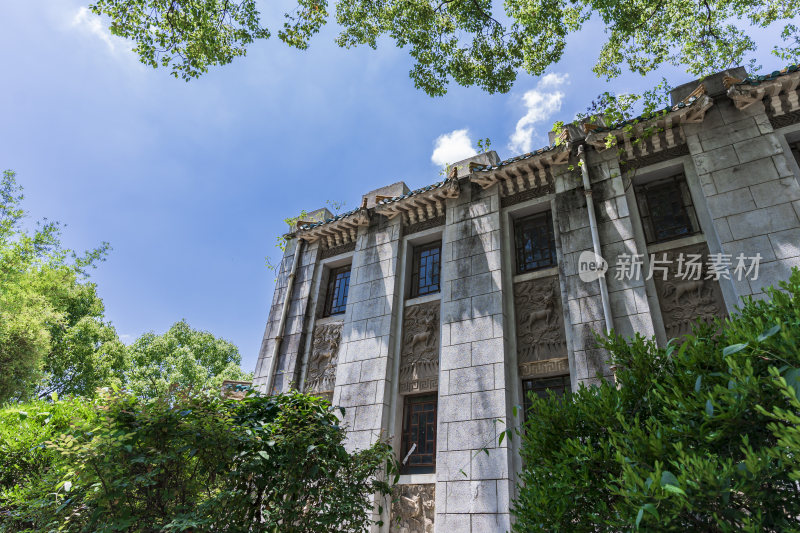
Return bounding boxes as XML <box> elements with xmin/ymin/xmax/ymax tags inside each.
<box><xmin>265</xmin><ymin>238</ymin><xmax>305</xmax><ymax>394</ymax></box>
<box><xmin>578</xmin><ymin>145</ymin><xmax>614</xmax><ymax>335</ymax></box>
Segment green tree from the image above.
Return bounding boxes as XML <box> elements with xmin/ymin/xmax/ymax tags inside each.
<box><xmin>89</xmin><ymin>0</ymin><xmax>800</xmax><ymax>96</ymax></box>
<box><xmin>1</xmin><ymin>390</ymin><xmax>397</xmax><ymax>532</ymax></box>
<box><xmin>124</xmin><ymin>319</ymin><xmax>252</xmax><ymax>399</ymax></box>
<box><xmin>0</xmin><ymin>171</ymin><xmax>122</xmax><ymax>403</ymax></box>
<box><xmin>511</xmin><ymin>269</ymin><xmax>800</xmax><ymax>532</ymax></box>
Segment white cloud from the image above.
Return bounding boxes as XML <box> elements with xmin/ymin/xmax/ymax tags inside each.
<box><xmin>431</xmin><ymin>129</ymin><xmax>477</xmax><ymax>167</ymax></box>
<box><xmin>508</xmin><ymin>73</ymin><xmax>569</xmax><ymax>154</ymax></box>
<box><xmin>72</xmin><ymin>7</ymin><xmax>120</xmax><ymax>53</ymax></box>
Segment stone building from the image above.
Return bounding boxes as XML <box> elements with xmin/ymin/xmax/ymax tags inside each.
<box><xmin>252</xmin><ymin>66</ymin><xmax>800</xmax><ymax>532</ymax></box>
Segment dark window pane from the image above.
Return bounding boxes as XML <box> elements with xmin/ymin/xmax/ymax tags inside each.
<box><xmin>636</xmin><ymin>175</ymin><xmax>699</xmax><ymax>244</ymax></box>
<box><xmin>411</xmin><ymin>242</ymin><xmax>441</xmax><ymax>297</ymax></box>
<box><xmin>323</xmin><ymin>266</ymin><xmax>351</xmax><ymax>316</ymax></box>
<box><xmin>522</xmin><ymin>375</ymin><xmax>570</xmax><ymax>417</ymax></box>
<box><xmin>400</xmin><ymin>394</ymin><xmax>437</xmax><ymax>474</ymax></box>
<box><xmin>514</xmin><ymin>212</ymin><xmax>556</xmax><ymax>274</ymax></box>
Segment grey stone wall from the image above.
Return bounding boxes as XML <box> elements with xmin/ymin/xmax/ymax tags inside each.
<box><xmin>253</xmin><ymin>238</ymin><xmax>319</xmax><ymax>393</ymax></box>
<box><xmin>436</xmin><ymin>184</ymin><xmax>513</xmax><ymax>532</ymax></box>
<box><xmin>684</xmin><ymin>97</ymin><xmax>800</xmax><ymax>298</ymax></box>
<box><xmin>331</xmin><ymin>219</ymin><xmax>402</xmax><ymax>452</ymax></box>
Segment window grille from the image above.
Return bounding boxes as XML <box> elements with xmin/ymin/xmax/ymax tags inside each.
<box><xmin>636</xmin><ymin>174</ymin><xmax>699</xmax><ymax>245</ymax></box>
<box><xmin>522</xmin><ymin>375</ymin><xmax>570</xmax><ymax>418</ymax></box>
<box><xmin>410</xmin><ymin>241</ymin><xmax>441</xmax><ymax>297</ymax></box>
<box><xmin>790</xmin><ymin>141</ymin><xmax>800</xmax><ymax>169</ymax></box>
<box><xmin>400</xmin><ymin>394</ymin><xmax>437</xmax><ymax>473</ymax></box>
<box><xmin>323</xmin><ymin>266</ymin><xmax>351</xmax><ymax>317</ymax></box>
<box><xmin>514</xmin><ymin>211</ymin><xmax>557</xmax><ymax>274</ymax></box>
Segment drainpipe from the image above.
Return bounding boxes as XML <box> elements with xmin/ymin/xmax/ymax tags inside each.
<box><xmin>265</xmin><ymin>237</ymin><xmax>305</xmax><ymax>394</ymax></box>
<box><xmin>577</xmin><ymin>144</ymin><xmax>614</xmax><ymax>334</ymax></box>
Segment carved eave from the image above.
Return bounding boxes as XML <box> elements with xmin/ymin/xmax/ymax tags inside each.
<box><xmin>585</xmin><ymin>93</ymin><xmax>713</xmax><ymax>161</ymax></box>
<box><xmin>470</xmin><ymin>146</ymin><xmax>569</xmax><ymax>197</ymax></box>
<box><xmin>296</xmin><ymin>207</ymin><xmax>371</xmax><ymax>248</ymax></box>
<box><xmin>375</xmin><ymin>178</ymin><xmax>459</xmax><ymax>225</ymax></box>
<box><xmin>727</xmin><ymin>69</ymin><xmax>800</xmax><ymax>115</ymax></box>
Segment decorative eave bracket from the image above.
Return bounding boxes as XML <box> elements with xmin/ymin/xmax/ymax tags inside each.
<box><xmin>727</xmin><ymin>70</ymin><xmax>800</xmax><ymax>115</ymax></box>
<box><xmin>295</xmin><ymin>201</ymin><xmax>371</xmax><ymax>248</ymax></box>
<box><xmin>470</xmin><ymin>146</ymin><xmax>569</xmax><ymax>198</ymax></box>
<box><xmin>375</xmin><ymin>177</ymin><xmax>460</xmax><ymax>225</ymax></box>
<box><xmin>585</xmin><ymin>91</ymin><xmax>713</xmax><ymax>161</ymax></box>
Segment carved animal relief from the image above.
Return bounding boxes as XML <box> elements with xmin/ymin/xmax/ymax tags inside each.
<box><xmin>652</xmin><ymin>243</ymin><xmax>727</xmax><ymax>339</ymax></box>
<box><xmin>514</xmin><ymin>276</ymin><xmax>568</xmax><ymax>379</ymax></box>
<box><xmin>391</xmin><ymin>484</ymin><xmax>435</xmax><ymax>533</ymax></box>
<box><xmin>305</xmin><ymin>322</ymin><xmax>342</xmax><ymax>395</ymax></box>
<box><xmin>400</xmin><ymin>302</ymin><xmax>440</xmax><ymax>394</ymax></box>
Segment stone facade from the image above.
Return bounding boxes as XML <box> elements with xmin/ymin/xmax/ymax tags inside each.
<box><xmin>253</xmin><ymin>66</ymin><xmax>800</xmax><ymax>532</ymax></box>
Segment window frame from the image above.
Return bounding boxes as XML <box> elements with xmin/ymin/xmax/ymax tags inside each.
<box><xmin>322</xmin><ymin>265</ymin><xmax>351</xmax><ymax>317</ymax></box>
<box><xmin>399</xmin><ymin>393</ymin><xmax>438</xmax><ymax>474</ymax></box>
<box><xmin>514</xmin><ymin>211</ymin><xmax>557</xmax><ymax>275</ymax></box>
<box><xmin>410</xmin><ymin>241</ymin><xmax>442</xmax><ymax>298</ymax></box>
<box><xmin>522</xmin><ymin>375</ymin><xmax>570</xmax><ymax>419</ymax></box>
<box><xmin>635</xmin><ymin>173</ymin><xmax>700</xmax><ymax>245</ymax></box>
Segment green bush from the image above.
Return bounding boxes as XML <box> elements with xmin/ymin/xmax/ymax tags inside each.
<box><xmin>513</xmin><ymin>269</ymin><xmax>800</xmax><ymax>532</ymax></box>
<box><xmin>0</xmin><ymin>397</ymin><xmax>96</xmax><ymax>531</ymax></box>
<box><xmin>1</xmin><ymin>390</ymin><xmax>396</xmax><ymax>532</ymax></box>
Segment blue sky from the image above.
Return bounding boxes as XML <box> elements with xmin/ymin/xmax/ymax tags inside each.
<box><xmin>0</xmin><ymin>2</ymin><xmax>787</xmax><ymax>372</ymax></box>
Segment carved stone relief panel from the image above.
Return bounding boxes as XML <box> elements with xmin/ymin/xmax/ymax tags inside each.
<box><xmin>400</xmin><ymin>301</ymin><xmax>440</xmax><ymax>394</ymax></box>
<box><xmin>305</xmin><ymin>322</ymin><xmax>342</xmax><ymax>395</ymax></box>
<box><xmin>651</xmin><ymin>242</ymin><xmax>727</xmax><ymax>339</ymax></box>
<box><xmin>390</xmin><ymin>484</ymin><xmax>435</xmax><ymax>533</ymax></box>
<box><xmin>514</xmin><ymin>275</ymin><xmax>568</xmax><ymax>379</ymax></box>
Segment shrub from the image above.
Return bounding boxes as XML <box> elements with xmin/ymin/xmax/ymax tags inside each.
<box><xmin>1</xmin><ymin>390</ymin><xmax>395</xmax><ymax>533</ymax></box>
<box><xmin>513</xmin><ymin>268</ymin><xmax>800</xmax><ymax>532</ymax></box>
<box><xmin>0</xmin><ymin>397</ymin><xmax>96</xmax><ymax>531</ymax></box>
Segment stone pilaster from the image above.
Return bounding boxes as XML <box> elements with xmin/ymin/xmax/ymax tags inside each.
<box><xmin>685</xmin><ymin>97</ymin><xmax>800</xmax><ymax>299</ymax></box>
<box><xmin>253</xmin><ymin>237</ymin><xmax>319</xmax><ymax>393</ymax></box>
<box><xmin>332</xmin><ymin>219</ymin><xmax>402</xmax><ymax>451</ymax></box>
<box><xmin>436</xmin><ymin>184</ymin><xmax>512</xmax><ymax>532</ymax></box>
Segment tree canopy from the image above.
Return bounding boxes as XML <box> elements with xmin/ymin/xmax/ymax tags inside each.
<box><xmin>0</xmin><ymin>170</ymin><xmax>122</xmax><ymax>403</ymax></box>
<box><xmin>89</xmin><ymin>0</ymin><xmax>800</xmax><ymax>96</ymax></box>
<box><xmin>0</xmin><ymin>171</ymin><xmax>251</xmax><ymax>404</ymax></box>
<box><xmin>125</xmin><ymin>319</ymin><xmax>252</xmax><ymax>399</ymax></box>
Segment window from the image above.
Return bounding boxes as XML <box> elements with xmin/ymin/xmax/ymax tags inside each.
<box><xmin>410</xmin><ymin>241</ymin><xmax>441</xmax><ymax>297</ymax></box>
<box><xmin>323</xmin><ymin>265</ymin><xmax>351</xmax><ymax>316</ymax></box>
<box><xmin>514</xmin><ymin>211</ymin><xmax>557</xmax><ymax>274</ymax></box>
<box><xmin>636</xmin><ymin>174</ymin><xmax>699</xmax><ymax>245</ymax></box>
<box><xmin>790</xmin><ymin>141</ymin><xmax>800</xmax><ymax>169</ymax></box>
<box><xmin>522</xmin><ymin>375</ymin><xmax>570</xmax><ymax>417</ymax></box>
<box><xmin>400</xmin><ymin>394</ymin><xmax>437</xmax><ymax>473</ymax></box>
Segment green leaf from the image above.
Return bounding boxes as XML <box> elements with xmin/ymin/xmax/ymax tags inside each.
<box><xmin>498</xmin><ymin>432</ymin><xmax>505</xmax><ymax>446</ymax></box>
<box><xmin>723</xmin><ymin>343</ymin><xmax>748</xmax><ymax>356</ymax></box>
<box><xmin>660</xmin><ymin>470</ymin><xmax>680</xmax><ymax>488</ymax></box>
<box><xmin>757</xmin><ymin>324</ymin><xmax>781</xmax><ymax>342</ymax></box>
<box><xmin>636</xmin><ymin>508</ymin><xmax>644</xmax><ymax>528</ymax></box>
<box><xmin>694</xmin><ymin>376</ymin><xmax>702</xmax><ymax>392</ymax></box>
<box><xmin>258</xmin><ymin>450</ymin><xmax>270</xmax><ymax>460</ymax></box>
<box><xmin>705</xmin><ymin>399</ymin><xmax>714</xmax><ymax>417</ymax></box>
<box><xmin>663</xmin><ymin>484</ymin><xmax>686</xmax><ymax>496</ymax></box>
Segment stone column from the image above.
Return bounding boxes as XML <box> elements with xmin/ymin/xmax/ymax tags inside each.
<box><xmin>436</xmin><ymin>184</ymin><xmax>512</xmax><ymax>532</ymax></box>
<box><xmin>253</xmin><ymin>237</ymin><xmax>319</xmax><ymax>393</ymax></box>
<box><xmin>553</xmin><ymin>167</ymin><xmax>615</xmax><ymax>387</ymax></box>
<box><xmin>685</xmin><ymin>95</ymin><xmax>800</xmax><ymax>299</ymax></box>
<box><xmin>331</xmin><ymin>218</ymin><xmax>402</xmax><ymax>451</ymax></box>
